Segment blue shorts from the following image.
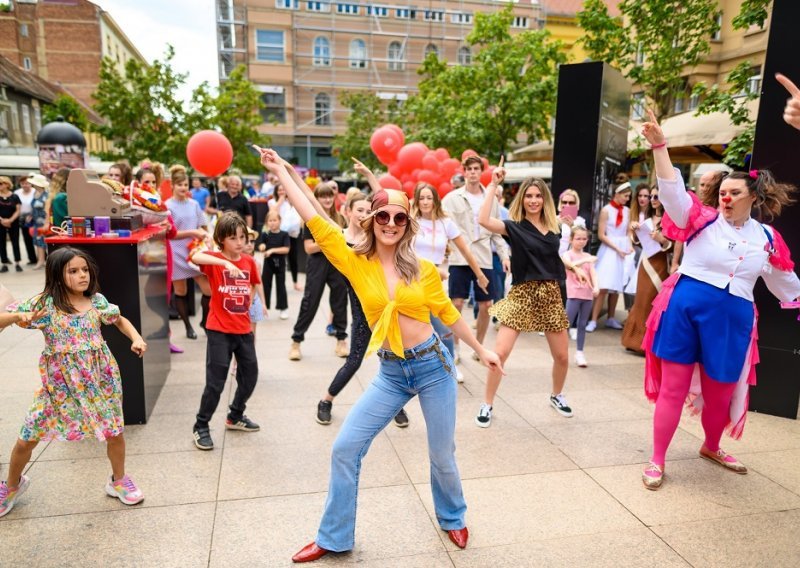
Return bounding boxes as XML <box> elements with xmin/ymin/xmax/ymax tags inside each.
<box><xmin>652</xmin><ymin>275</ymin><xmax>754</xmax><ymax>383</ymax></box>
<box><xmin>249</xmin><ymin>293</ymin><xmax>265</xmax><ymax>323</ymax></box>
<box><xmin>448</xmin><ymin>265</ymin><xmax>494</xmax><ymax>302</ymax></box>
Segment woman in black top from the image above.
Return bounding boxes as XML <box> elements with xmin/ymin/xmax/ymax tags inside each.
<box><xmin>0</xmin><ymin>176</ymin><xmax>23</xmax><ymax>273</ymax></box>
<box><xmin>475</xmin><ymin>170</ymin><xmax>578</xmax><ymax>427</ymax></box>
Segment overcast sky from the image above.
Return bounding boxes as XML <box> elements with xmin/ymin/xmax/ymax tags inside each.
<box><xmin>92</xmin><ymin>0</ymin><xmax>219</xmax><ymax>102</ymax></box>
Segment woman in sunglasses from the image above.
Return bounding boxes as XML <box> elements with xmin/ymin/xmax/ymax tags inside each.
<box><xmin>258</xmin><ymin>148</ymin><xmax>503</xmax><ymax>563</ymax></box>
<box><xmin>621</xmin><ymin>187</ymin><xmax>671</xmax><ymax>354</ymax></box>
<box><xmin>640</xmin><ymin>109</ymin><xmax>800</xmax><ymax>490</ymax></box>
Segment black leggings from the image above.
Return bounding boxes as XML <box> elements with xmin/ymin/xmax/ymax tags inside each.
<box><xmin>0</xmin><ymin>220</ymin><xmax>21</xmax><ymax>263</ymax></box>
<box><xmin>291</xmin><ymin>253</ymin><xmax>348</xmax><ymax>342</ymax></box>
<box><xmin>327</xmin><ymin>285</ymin><xmax>370</xmax><ymax>397</ymax></box>
<box><xmin>288</xmin><ymin>236</ymin><xmax>301</xmax><ymax>284</ymax></box>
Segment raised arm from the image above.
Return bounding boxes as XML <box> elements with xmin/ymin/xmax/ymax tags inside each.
<box><xmin>259</xmin><ymin>149</ymin><xmax>318</xmax><ymax>223</ymax></box>
<box><xmin>479</xmin><ymin>168</ymin><xmax>507</xmax><ymax>236</ymax></box>
<box><xmin>351</xmin><ymin>157</ymin><xmax>382</xmax><ymax>194</ymax></box>
<box><xmin>280</xmin><ymin>157</ymin><xmax>331</xmax><ymax>223</ymax></box>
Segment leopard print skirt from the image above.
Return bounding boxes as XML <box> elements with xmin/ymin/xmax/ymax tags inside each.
<box><xmin>489</xmin><ymin>280</ymin><xmax>569</xmax><ymax>333</ymax></box>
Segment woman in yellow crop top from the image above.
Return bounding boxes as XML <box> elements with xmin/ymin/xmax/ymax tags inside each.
<box><xmin>258</xmin><ymin>148</ymin><xmax>502</xmax><ymax>563</ymax></box>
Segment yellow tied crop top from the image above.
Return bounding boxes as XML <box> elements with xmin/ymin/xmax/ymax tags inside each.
<box><xmin>306</xmin><ymin>215</ymin><xmax>461</xmax><ymax>358</ymax></box>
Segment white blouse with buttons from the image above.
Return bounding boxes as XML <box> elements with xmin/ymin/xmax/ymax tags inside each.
<box><xmin>657</xmin><ymin>169</ymin><xmax>800</xmax><ymax>303</ymax></box>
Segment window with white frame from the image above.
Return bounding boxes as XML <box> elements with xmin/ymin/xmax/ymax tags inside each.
<box><xmin>711</xmin><ymin>13</ymin><xmax>722</xmax><ymax>41</ymax></box>
<box><xmin>457</xmin><ymin>46</ymin><xmax>471</xmax><ymax>66</ymax></box>
<box><xmin>0</xmin><ymin>109</ymin><xmax>7</xmax><ymax>131</ymax></box>
<box><xmin>255</xmin><ymin>30</ymin><xmax>284</xmax><ymax>62</ymax></box>
<box><xmin>396</xmin><ymin>8</ymin><xmax>415</xmax><ymax>19</ymax></box>
<box><xmin>632</xmin><ymin>93</ymin><xmax>645</xmax><ymax>120</ymax></box>
<box><xmin>387</xmin><ymin>41</ymin><xmax>405</xmax><ymax>71</ymax></box>
<box><xmin>315</xmin><ymin>93</ymin><xmax>331</xmax><ymax>126</ymax></box>
<box><xmin>275</xmin><ymin>0</ymin><xmax>298</xmax><ymax>9</ymax></box>
<box><xmin>20</xmin><ymin>23</ymin><xmax>28</xmax><ymax>37</ymax></box>
<box><xmin>33</xmin><ymin>105</ymin><xmax>41</xmax><ymax>133</ymax></box>
<box><xmin>313</xmin><ymin>36</ymin><xmax>331</xmax><ymax>66</ymax></box>
<box><xmin>424</xmin><ymin>43</ymin><xmax>439</xmax><ymax>59</ymax></box>
<box><xmin>336</xmin><ymin>3</ymin><xmax>358</xmax><ymax>15</ymax></box>
<box><xmin>22</xmin><ymin>57</ymin><xmax>32</xmax><ymax>70</ymax></box>
<box><xmin>423</xmin><ymin>10</ymin><xmax>444</xmax><ymax>22</ymax></box>
<box><xmin>511</xmin><ymin>16</ymin><xmax>528</xmax><ymax>28</ymax></box>
<box><xmin>21</xmin><ymin>104</ymin><xmax>31</xmax><ymax>135</ymax></box>
<box><xmin>688</xmin><ymin>92</ymin><xmax>700</xmax><ymax>111</ymax></box>
<box><xmin>635</xmin><ymin>43</ymin><xmax>645</xmax><ymax>66</ymax></box>
<box><xmin>366</xmin><ymin>5</ymin><xmax>388</xmax><ymax>17</ymax></box>
<box><xmin>260</xmin><ymin>91</ymin><xmax>286</xmax><ymax>123</ymax></box>
<box><xmin>746</xmin><ymin>66</ymin><xmax>762</xmax><ymax>95</ymax></box>
<box><xmin>451</xmin><ymin>12</ymin><xmax>472</xmax><ymax>25</ymax></box>
<box><xmin>307</xmin><ymin>1</ymin><xmax>330</xmax><ymax>12</ymax></box>
<box><xmin>349</xmin><ymin>39</ymin><xmax>367</xmax><ymax>69</ymax></box>
<box><xmin>10</xmin><ymin>103</ymin><xmax>19</xmax><ymax>133</ymax></box>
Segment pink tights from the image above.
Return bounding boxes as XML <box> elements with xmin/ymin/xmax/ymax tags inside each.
<box><xmin>651</xmin><ymin>360</ymin><xmax>737</xmax><ymax>467</ymax></box>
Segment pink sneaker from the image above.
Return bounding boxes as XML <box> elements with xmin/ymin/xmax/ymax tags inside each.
<box><xmin>105</xmin><ymin>474</ymin><xmax>144</xmax><ymax>505</ymax></box>
<box><xmin>0</xmin><ymin>475</ymin><xmax>30</xmax><ymax>518</ymax></box>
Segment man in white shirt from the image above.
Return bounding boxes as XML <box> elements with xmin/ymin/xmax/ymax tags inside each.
<box><xmin>442</xmin><ymin>155</ymin><xmax>510</xmax><ymax>357</ymax></box>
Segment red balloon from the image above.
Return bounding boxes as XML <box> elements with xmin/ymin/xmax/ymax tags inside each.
<box><xmin>480</xmin><ymin>166</ymin><xmax>494</xmax><ymax>187</ymax></box>
<box><xmin>434</xmin><ymin>148</ymin><xmax>450</xmax><ymax>162</ymax></box>
<box><xmin>461</xmin><ymin>149</ymin><xmax>478</xmax><ymax>162</ymax></box>
<box><xmin>370</xmin><ymin>126</ymin><xmax>403</xmax><ymax>165</ymax></box>
<box><xmin>402</xmin><ymin>181</ymin><xmax>415</xmax><ymax>196</ymax></box>
<box><xmin>411</xmin><ymin>169</ymin><xmax>423</xmax><ymax>182</ymax></box>
<box><xmin>440</xmin><ymin>158</ymin><xmax>461</xmax><ymax>179</ymax></box>
<box><xmin>418</xmin><ymin>170</ymin><xmax>439</xmax><ymax>186</ymax></box>
<box><xmin>421</xmin><ymin>151</ymin><xmax>440</xmax><ymax>173</ymax></box>
<box><xmin>481</xmin><ymin>157</ymin><xmax>489</xmax><ymax>170</ymax></box>
<box><xmin>400</xmin><ymin>173</ymin><xmax>413</xmax><ymax>184</ymax></box>
<box><xmin>383</xmin><ymin>124</ymin><xmax>405</xmax><ymax>146</ymax></box>
<box><xmin>397</xmin><ymin>142</ymin><xmax>428</xmax><ymax>173</ymax></box>
<box><xmin>437</xmin><ymin>182</ymin><xmax>453</xmax><ymax>198</ymax></box>
<box><xmin>388</xmin><ymin>162</ymin><xmax>404</xmax><ymax>178</ymax></box>
<box><xmin>186</xmin><ymin>130</ymin><xmax>233</xmax><ymax>177</ymax></box>
<box><xmin>377</xmin><ymin>174</ymin><xmax>402</xmax><ymax>190</ymax></box>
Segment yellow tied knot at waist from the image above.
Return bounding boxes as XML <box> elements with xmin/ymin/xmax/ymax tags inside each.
<box><xmin>367</xmin><ymin>299</ymin><xmax>406</xmax><ymax>358</ymax></box>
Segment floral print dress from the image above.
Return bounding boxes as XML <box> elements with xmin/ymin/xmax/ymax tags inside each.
<box><xmin>8</xmin><ymin>293</ymin><xmax>124</xmax><ymax>442</ymax></box>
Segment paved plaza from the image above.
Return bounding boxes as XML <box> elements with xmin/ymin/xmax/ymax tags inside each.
<box><xmin>2</xmin><ymin>267</ymin><xmax>800</xmax><ymax>567</ymax></box>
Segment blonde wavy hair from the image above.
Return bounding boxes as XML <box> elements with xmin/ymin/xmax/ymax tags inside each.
<box><xmin>509</xmin><ymin>177</ymin><xmax>560</xmax><ymax>233</ymax></box>
<box><xmin>354</xmin><ymin>211</ymin><xmax>420</xmax><ymax>284</ymax></box>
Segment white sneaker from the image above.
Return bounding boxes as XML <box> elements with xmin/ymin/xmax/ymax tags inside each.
<box><xmin>605</xmin><ymin>318</ymin><xmax>623</xmax><ymax>330</ymax></box>
<box><xmin>454</xmin><ymin>347</ymin><xmax>461</xmax><ymax>365</ymax></box>
<box><xmin>575</xmin><ymin>351</ymin><xmax>587</xmax><ymax>367</ymax></box>
<box><xmin>550</xmin><ymin>394</ymin><xmax>573</xmax><ymax>417</ymax></box>
<box><xmin>475</xmin><ymin>403</ymin><xmax>492</xmax><ymax>428</ymax></box>
<box><xmin>279</xmin><ymin>310</ymin><xmax>289</xmax><ymax>320</ymax></box>
<box><xmin>456</xmin><ymin>369</ymin><xmax>465</xmax><ymax>383</ymax></box>
<box><xmin>537</xmin><ymin>331</ymin><xmax>545</xmax><ymax>337</ymax></box>
<box><xmin>569</xmin><ymin>328</ymin><xmax>577</xmax><ymax>341</ymax></box>
<box><xmin>585</xmin><ymin>321</ymin><xmax>597</xmax><ymax>333</ymax></box>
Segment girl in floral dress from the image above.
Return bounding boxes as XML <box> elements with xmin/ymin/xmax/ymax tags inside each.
<box><xmin>0</xmin><ymin>247</ymin><xmax>148</xmax><ymax>518</ymax></box>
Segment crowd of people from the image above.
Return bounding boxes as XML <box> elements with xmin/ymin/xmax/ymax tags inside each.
<box><xmin>1</xmin><ymin>78</ymin><xmax>800</xmax><ymax>563</ymax></box>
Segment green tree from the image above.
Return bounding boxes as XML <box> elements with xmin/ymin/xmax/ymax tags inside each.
<box><xmin>331</xmin><ymin>90</ymin><xmax>407</xmax><ymax>172</ymax></box>
<box><xmin>692</xmin><ymin>1</ymin><xmax>772</xmax><ymax>167</ymax></box>
<box><xmin>577</xmin><ymin>0</ymin><xmax>720</xmax><ymax>122</ymax></box>
<box><xmin>42</xmin><ymin>94</ymin><xmax>89</xmax><ymax>132</ymax></box>
<box><xmin>406</xmin><ymin>5</ymin><xmax>565</xmax><ymax>157</ymax></box>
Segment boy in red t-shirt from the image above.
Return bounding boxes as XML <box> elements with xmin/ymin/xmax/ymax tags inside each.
<box><xmin>188</xmin><ymin>213</ymin><xmax>262</xmax><ymax>450</ymax></box>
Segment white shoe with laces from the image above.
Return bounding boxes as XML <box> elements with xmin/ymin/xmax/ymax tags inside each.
<box><xmin>569</xmin><ymin>328</ymin><xmax>577</xmax><ymax>341</ymax></box>
<box><xmin>575</xmin><ymin>351</ymin><xmax>587</xmax><ymax>368</ymax></box>
<box><xmin>475</xmin><ymin>403</ymin><xmax>492</xmax><ymax>428</ymax></box>
<box><xmin>549</xmin><ymin>393</ymin><xmax>573</xmax><ymax>417</ymax></box>
<box><xmin>585</xmin><ymin>321</ymin><xmax>597</xmax><ymax>333</ymax></box>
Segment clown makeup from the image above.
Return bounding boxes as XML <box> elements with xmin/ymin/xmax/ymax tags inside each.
<box><xmin>718</xmin><ymin>178</ymin><xmax>756</xmax><ymax>226</ymax></box>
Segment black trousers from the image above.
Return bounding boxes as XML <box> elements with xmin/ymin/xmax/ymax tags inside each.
<box><xmin>0</xmin><ymin>220</ymin><xmax>21</xmax><ymax>263</ymax></box>
<box><xmin>288</xmin><ymin>236</ymin><xmax>301</xmax><ymax>284</ymax></box>
<box><xmin>292</xmin><ymin>253</ymin><xmax>348</xmax><ymax>342</ymax></box>
<box><xmin>20</xmin><ymin>218</ymin><xmax>35</xmax><ymax>263</ymax></box>
<box><xmin>195</xmin><ymin>329</ymin><xmax>258</xmax><ymax>429</ymax></box>
<box><xmin>327</xmin><ymin>285</ymin><xmax>371</xmax><ymax>397</ymax></box>
<box><xmin>262</xmin><ymin>256</ymin><xmax>288</xmax><ymax>310</ymax></box>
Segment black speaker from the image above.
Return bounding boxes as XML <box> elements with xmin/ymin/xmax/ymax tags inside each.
<box><xmin>551</xmin><ymin>62</ymin><xmax>631</xmax><ymax>242</ymax></box>
<box><xmin>749</xmin><ymin>0</ymin><xmax>800</xmax><ymax>419</ymax></box>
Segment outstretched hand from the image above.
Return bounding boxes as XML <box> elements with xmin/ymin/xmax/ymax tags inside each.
<box><xmin>16</xmin><ymin>308</ymin><xmax>46</xmax><ymax>326</ymax></box>
<box><xmin>257</xmin><ymin>146</ymin><xmax>283</xmax><ymax>174</ymax></box>
<box><xmin>480</xmin><ymin>349</ymin><xmax>505</xmax><ymax>376</ymax></box>
<box><xmin>641</xmin><ymin>108</ymin><xmax>666</xmax><ymax>146</ymax></box>
<box><xmin>776</xmin><ymin>73</ymin><xmax>800</xmax><ymax>131</ymax></box>
<box><xmin>491</xmin><ymin>156</ymin><xmax>506</xmax><ymax>185</ymax></box>
<box><xmin>351</xmin><ymin>157</ymin><xmax>371</xmax><ymax>177</ymax></box>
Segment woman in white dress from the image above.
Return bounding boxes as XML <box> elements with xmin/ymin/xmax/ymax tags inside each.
<box><xmin>588</xmin><ymin>183</ymin><xmax>633</xmax><ymax>331</ymax></box>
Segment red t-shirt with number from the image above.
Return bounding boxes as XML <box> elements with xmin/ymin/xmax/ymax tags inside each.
<box><xmin>199</xmin><ymin>251</ymin><xmax>261</xmax><ymax>334</ymax></box>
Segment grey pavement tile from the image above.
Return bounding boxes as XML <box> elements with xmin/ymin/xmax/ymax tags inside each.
<box><xmin>653</xmin><ymin>509</ymin><xmax>800</xmax><ymax>568</ymax></box>
<box><xmin>211</xmin><ymin>485</ymin><xmax>446</xmax><ymax>565</ymax></box>
<box><xmin>217</xmin><ymin>434</ymin><xmax>408</xmax><ymax>501</ymax></box>
<box><xmin>586</xmin><ymin>459</ymin><xmax>800</xmax><ymax>527</ymax></box>
<box><xmin>535</xmin><ymin>418</ymin><xmax>700</xmax><ymax>468</ymax></box>
<box><xmin>390</xmin><ymin>427</ymin><xmax>577</xmax><ymax>483</ymax></box>
<box><xmin>452</xmin><ymin>528</ymin><xmax>690</xmax><ymax>567</ymax></box>
<box><xmin>738</xmin><ymin>448</ymin><xmax>800</xmax><ymax>496</ymax></box>
<box><xmin>508</xmin><ymin>388</ymin><xmax>653</xmax><ymax>426</ymax></box>
<box><xmin>245</xmin><ymin>375</ymin><xmax>365</xmax><ymax>409</ymax></box>
<box><xmin>0</xmin><ymin>450</ymin><xmax>221</xmax><ymax>520</ymax></box>
<box><xmin>677</xmin><ymin>410</ymin><xmax>800</xmax><ymax>454</ymax></box>
<box><xmin>418</xmin><ymin>470</ymin><xmax>642</xmax><ymax>549</ymax></box>
<box><xmin>1</xmin><ymin>502</ymin><xmax>214</xmax><ymax>567</ymax></box>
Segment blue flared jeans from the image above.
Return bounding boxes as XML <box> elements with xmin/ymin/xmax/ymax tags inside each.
<box><xmin>315</xmin><ymin>334</ymin><xmax>466</xmax><ymax>552</ymax></box>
